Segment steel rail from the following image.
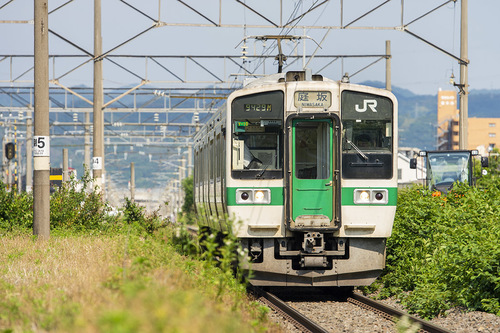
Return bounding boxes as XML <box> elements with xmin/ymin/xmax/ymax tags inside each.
<box><xmin>250</xmin><ymin>286</ymin><xmax>329</xmax><ymax>333</ymax></box>
<box><xmin>348</xmin><ymin>292</ymin><xmax>454</xmax><ymax>333</ymax></box>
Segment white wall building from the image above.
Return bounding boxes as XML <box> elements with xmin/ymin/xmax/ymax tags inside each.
<box><xmin>398</xmin><ymin>148</ymin><xmax>426</xmax><ymax>187</ymax></box>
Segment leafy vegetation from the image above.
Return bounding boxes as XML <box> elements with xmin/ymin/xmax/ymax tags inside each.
<box><xmin>0</xmin><ymin>182</ymin><xmax>32</xmax><ymax>231</ymax></box>
<box><xmin>376</xmin><ymin>171</ymin><xmax>500</xmax><ymax>319</ymax></box>
<box><xmin>50</xmin><ymin>171</ymin><xmax>115</xmax><ymax>231</ymax></box>
<box><xmin>0</xmin><ymin>177</ymin><xmax>274</xmax><ymax>333</ymax></box>
<box><xmin>180</xmin><ymin>175</ymin><xmax>196</xmax><ymax>224</ymax></box>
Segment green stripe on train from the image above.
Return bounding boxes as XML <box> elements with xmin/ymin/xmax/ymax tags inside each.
<box><xmin>227</xmin><ymin>187</ymin><xmax>284</xmax><ymax>206</ymax></box>
<box><xmin>226</xmin><ymin>186</ymin><xmax>397</xmax><ymax>206</ymax></box>
<box><xmin>341</xmin><ymin>187</ymin><xmax>398</xmax><ymax>206</ymax></box>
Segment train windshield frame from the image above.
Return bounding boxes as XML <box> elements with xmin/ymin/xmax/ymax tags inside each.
<box><xmin>230</xmin><ymin>91</ymin><xmax>284</xmax><ymax>179</ymax></box>
<box><xmin>341</xmin><ymin>90</ymin><xmax>394</xmax><ymax>179</ymax></box>
<box><xmin>426</xmin><ymin>151</ymin><xmax>471</xmax><ymax>189</ymax></box>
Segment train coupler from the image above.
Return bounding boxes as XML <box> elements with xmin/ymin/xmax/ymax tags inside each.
<box><xmin>302</xmin><ymin>232</ymin><xmax>325</xmax><ymax>254</ymax></box>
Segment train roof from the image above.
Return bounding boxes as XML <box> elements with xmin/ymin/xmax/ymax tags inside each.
<box><xmin>242</xmin><ymin>71</ymin><xmax>336</xmax><ymax>89</ymax></box>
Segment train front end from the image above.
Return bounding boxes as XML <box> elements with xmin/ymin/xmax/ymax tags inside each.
<box><xmin>226</xmin><ymin>71</ymin><xmax>398</xmax><ymax>287</ymax></box>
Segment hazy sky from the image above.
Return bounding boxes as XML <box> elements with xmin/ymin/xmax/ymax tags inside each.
<box><xmin>1</xmin><ymin>0</ymin><xmax>499</xmax><ymax>95</ymax></box>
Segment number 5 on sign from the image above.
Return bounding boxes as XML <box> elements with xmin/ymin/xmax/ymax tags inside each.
<box><xmin>92</xmin><ymin>157</ymin><xmax>102</xmax><ymax>170</ymax></box>
<box><xmin>33</xmin><ymin>136</ymin><xmax>50</xmax><ymax>157</ymax></box>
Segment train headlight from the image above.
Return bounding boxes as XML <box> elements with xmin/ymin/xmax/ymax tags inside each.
<box><xmin>355</xmin><ymin>190</ymin><xmax>371</xmax><ymax>204</ymax></box>
<box><xmin>235</xmin><ymin>189</ymin><xmax>271</xmax><ymax>204</ymax></box>
<box><xmin>254</xmin><ymin>190</ymin><xmax>270</xmax><ymax>204</ymax></box>
<box><xmin>354</xmin><ymin>189</ymin><xmax>388</xmax><ymax>204</ymax></box>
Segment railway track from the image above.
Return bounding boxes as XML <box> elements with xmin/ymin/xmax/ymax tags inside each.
<box><xmin>251</xmin><ymin>286</ymin><xmax>453</xmax><ymax>333</ymax></box>
<box><xmin>182</xmin><ymin>225</ymin><xmax>453</xmax><ymax>333</ymax></box>
<box><xmin>250</xmin><ymin>286</ymin><xmax>329</xmax><ymax>333</ymax></box>
<box><xmin>347</xmin><ymin>292</ymin><xmax>454</xmax><ymax>333</ymax></box>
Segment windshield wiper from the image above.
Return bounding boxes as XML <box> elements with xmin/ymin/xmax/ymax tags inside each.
<box><xmin>346</xmin><ymin>139</ymin><xmax>368</xmax><ymax>161</ymax></box>
<box><xmin>256</xmin><ymin>165</ymin><xmax>268</xmax><ymax>178</ymax></box>
<box><xmin>256</xmin><ymin>151</ymin><xmax>276</xmax><ymax>178</ymax></box>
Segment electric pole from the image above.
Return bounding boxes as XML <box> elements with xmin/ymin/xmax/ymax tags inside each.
<box><xmin>458</xmin><ymin>0</ymin><xmax>469</xmax><ymax>150</ymax></box>
<box><xmin>26</xmin><ymin>112</ymin><xmax>33</xmax><ymax>192</ymax></box>
<box><xmin>33</xmin><ymin>0</ymin><xmax>50</xmax><ymax>238</ymax></box>
<box><xmin>385</xmin><ymin>40</ymin><xmax>391</xmax><ymax>91</ymax></box>
<box><xmin>130</xmin><ymin>162</ymin><xmax>135</xmax><ymax>202</ymax></box>
<box><xmin>93</xmin><ymin>0</ymin><xmax>104</xmax><ymax>192</ymax></box>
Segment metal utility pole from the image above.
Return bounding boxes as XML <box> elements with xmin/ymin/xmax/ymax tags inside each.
<box><xmin>33</xmin><ymin>0</ymin><xmax>50</xmax><ymax>238</ymax></box>
<box><xmin>459</xmin><ymin>0</ymin><xmax>469</xmax><ymax>150</ymax></box>
<box><xmin>385</xmin><ymin>40</ymin><xmax>391</xmax><ymax>91</ymax></box>
<box><xmin>93</xmin><ymin>0</ymin><xmax>104</xmax><ymax>192</ymax></box>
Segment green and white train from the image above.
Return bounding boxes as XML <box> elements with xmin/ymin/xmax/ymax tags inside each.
<box><xmin>193</xmin><ymin>70</ymin><xmax>398</xmax><ymax>287</ymax></box>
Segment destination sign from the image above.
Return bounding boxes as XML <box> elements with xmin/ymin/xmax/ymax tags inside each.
<box><xmin>294</xmin><ymin>91</ymin><xmax>331</xmax><ymax>109</ymax></box>
<box><xmin>244</xmin><ymin>104</ymin><xmax>272</xmax><ymax>112</ymax></box>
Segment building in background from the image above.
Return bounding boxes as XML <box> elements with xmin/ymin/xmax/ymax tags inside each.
<box><xmin>436</xmin><ymin>90</ymin><xmax>500</xmax><ymax>154</ymax></box>
<box><xmin>437</xmin><ymin>90</ymin><xmax>459</xmax><ymax>150</ymax></box>
<box><xmin>398</xmin><ymin>147</ymin><xmax>425</xmax><ymax>187</ymax></box>
<box><xmin>468</xmin><ymin>117</ymin><xmax>499</xmax><ymax>155</ymax></box>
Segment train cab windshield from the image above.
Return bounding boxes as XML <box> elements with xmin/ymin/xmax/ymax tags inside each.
<box><xmin>341</xmin><ymin>90</ymin><xmax>394</xmax><ymax>179</ymax></box>
<box><xmin>230</xmin><ymin>90</ymin><xmax>284</xmax><ymax>179</ymax></box>
<box><xmin>231</xmin><ymin>120</ymin><xmax>283</xmax><ymax>179</ymax></box>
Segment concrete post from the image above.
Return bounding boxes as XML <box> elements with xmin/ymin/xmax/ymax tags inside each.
<box><xmin>459</xmin><ymin>0</ymin><xmax>469</xmax><ymax>149</ymax></box>
<box><xmin>26</xmin><ymin>113</ymin><xmax>33</xmax><ymax>192</ymax></box>
<box><xmin>63</xmin><ymin>148</ymin><xmax>69</xmax><ymax>182</ymax></box>
<box><xmin>385</xmin><ymin>40</ymin><xmax>391</xmax><ymax>91</ymax></box>
<box><xmin>130</xmin><ymin>162</ymin><xmax>135</xmax><ymax>202</ymax></box>
<box><xmin>92</xmin><ymin>0</ymin><xmax>104</xmax><ymax>192</ymax></box>
<box><xmin>33</xmin><ymin>0</ymin><xmax>50</xmax><ymax>238</ymax></box>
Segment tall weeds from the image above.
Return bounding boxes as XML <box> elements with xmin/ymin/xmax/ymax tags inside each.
<box><xmin>0</xmin><ymin>178</ymin><xmax>270</xmax><ymax>332</ymax></box>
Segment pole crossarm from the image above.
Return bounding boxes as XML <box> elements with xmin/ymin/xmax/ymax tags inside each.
<box><xmin>403</xmin><ymin>29</ymin><xmax>468</xmax><ymax>65</ymax></box>
<box><xmin>178</xmin><ymin>0</ymin><xmax>218</xmax><ymax>26</ymax></box>
<box><xmin>285</xmin><ymin>0</ymin><xmax>330</xmax><ymax>27</ymax></box>
<box><xmin>342</xmin><ymin>0</ymin><xmax>392</xmax><ymax>29</ymax></box>
<box><xmin>51</xmin><ymin>80</ymin><xmax>94</xmax><ymax>106</ymax></box>
<box><xmin>119</xmin><ymin>0</ymin><xmax>157</xmax><ymax>22</ymax></box>
<box><xmin>103</xmin><ymin>81</ymin><xmax>149</xmax><ymax>108</ymax></box>
<box><xmin>235</xmin><ymin>0</ymin><xmax>279</xmax><ymax>27</ymax></box>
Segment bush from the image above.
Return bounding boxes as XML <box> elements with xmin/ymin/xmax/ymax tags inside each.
<box><xmin>50</xmin><ymin>171</ymin><xmax>115</xmax><ymax>231</ymax></box>
<box><xmin>123</xmin><ymin>197</ymin><xmax>167</xmax><ymax>235</ymax></box>
<box><xmin>0</xmin><ymin>182</ymin><xmax>33</xmax><ymax>230</ymax></box>
<box><xmin>380</xmin><ymin>180</ymin><xmax>500</xmax><ymax>318</ymax></box>
<box><xmin>180</xmin><ymin>175</ymin><xmax>196</xmax><ymax>224</ymax></box>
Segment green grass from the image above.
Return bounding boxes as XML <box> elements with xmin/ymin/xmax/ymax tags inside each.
<box><xmin>0</xmin><ymin>228</ymin><xmax>277</xmax><ymax>332</ymax></box>
<box><xmin>0</xmin><ymin>177</ymin><xmax>279</xmax><ymax>333</ymax></box>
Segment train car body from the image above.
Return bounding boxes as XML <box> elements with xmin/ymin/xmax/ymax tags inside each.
<box><xmin>193</xmin><ymin>71</ymin><xmax>398</xmax><ymax>287</ymax></box>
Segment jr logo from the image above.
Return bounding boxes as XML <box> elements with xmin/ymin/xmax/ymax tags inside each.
<box><xmin>355</xmin><ymin>99</ymin><xmax>377</xmax><ymax>112</ymax></box>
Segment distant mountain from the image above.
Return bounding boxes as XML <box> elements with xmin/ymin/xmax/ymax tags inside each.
<box><xmin>360</xmin><ymin>80</ymin><xmax>417</xmax><ymax>98</ymax></box>
<box><xmin>2</xmin><ymin>82</ymin><xmax>500</xmax><ymax>153</ymax></box>
<box><xmin>469</xmin><ymin>90</ymin><xmax>500</xmax><ymax>118</ymax></box>
<box><xmin>360</xmin><ymin>82</ymin><xmax>500</xmax><ymax>150</ymax></box>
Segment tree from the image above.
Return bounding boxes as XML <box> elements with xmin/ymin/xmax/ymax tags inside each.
<box><xmin>181</xmin><ymin>175</ymin><xmax>194</xmax><ymax>223</ymax></box>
